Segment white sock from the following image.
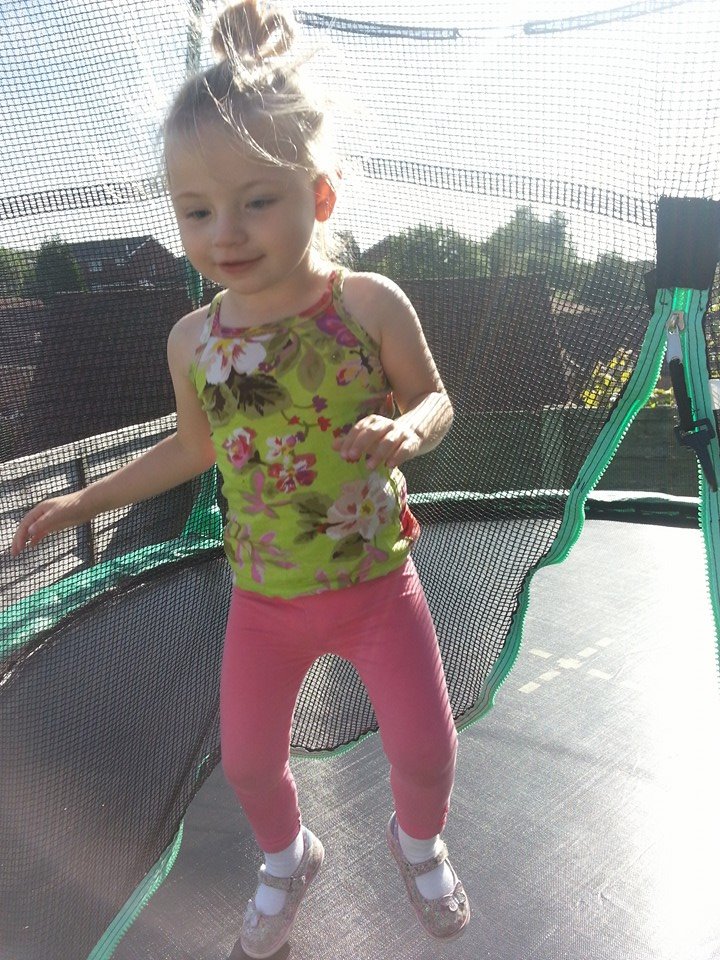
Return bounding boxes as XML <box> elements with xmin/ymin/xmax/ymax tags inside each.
<box><xmin>397</xmin><ymin>825</ymin><xmax>456</xmax><ymax>901</ymax></box>
<box><xmin>254</xmin><ymin>830</ymin><xmax>305</xmax><ymax>916</ymax></box>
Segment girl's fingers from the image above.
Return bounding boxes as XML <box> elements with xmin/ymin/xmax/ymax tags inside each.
<box><xmin>11</xmin><ymin>522</ymin><xmax>33</xmax><ymax>556</ymax></box>
<box><xmin>365</xmin><ymin>433</ymin><xmax>403</xmax><ymax>470</ymax></box>
<box><xmin>11</xmin><ymin>509</ymin><xmax>44</xmax><ymax>555</ymax></box>
<box><xmin>331</xmin><ymin>418</ymin><xmax>412</xmax><ymax>470</ymax></box>
<box><xmin>11</xmin><ymin>501</ymin><xmax>64</xmax><ymax>555</ymax></box>
<box><xmin>333</xmin><ymin>416</ymin><xmax>392</xmax><ymax>460</ymax></box>
<box><xmin>338</xmin><ymin>431</ymin><xmax>379</xmax><ymax>463</ymax></box>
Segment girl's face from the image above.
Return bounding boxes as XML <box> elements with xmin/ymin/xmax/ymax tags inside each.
<box><xmin>166</xmin><ymin>124</ymin><xmax>333</xmax><ymax>304</ymax></box>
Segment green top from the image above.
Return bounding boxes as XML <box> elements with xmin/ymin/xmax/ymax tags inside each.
<box><xmin>190</xmin><ymin>271</ymin><xmax>419</xmax><ymax>597</ymax></box>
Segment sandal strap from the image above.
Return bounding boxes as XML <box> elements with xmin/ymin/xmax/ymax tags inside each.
<box><xmin>257</xmin><ymin>863</ymin><xmax>308</xmax><ymax>892</ymax></box>
<box><xmin>402</xmin><ymin>842</ymin><xmax>449</xmax><ymax>878</ymax></box>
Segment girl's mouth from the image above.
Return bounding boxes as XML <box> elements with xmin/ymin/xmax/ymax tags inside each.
<box><xmin>218</xmin><ymin>256</ymin><xmax>263</xmax><ymax>273</ymax></box>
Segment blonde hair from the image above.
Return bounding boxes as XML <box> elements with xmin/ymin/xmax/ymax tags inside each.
<box><xmin>164</xmin><ymin>0</ymin><xmax>335</xmax><ymax>180</ymax></box>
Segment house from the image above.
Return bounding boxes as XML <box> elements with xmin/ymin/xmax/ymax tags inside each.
<box><xmin>67</xmin><ymin>236</ymin><xmax>186</xmax><ymax>290</ymax></box>
<box><xmin>401</xmin><ymin>275</ymin><xmax>572</xmax><ymax>412</ymax></box>
<box><xmin>0</xmin><ymin>298</ymin><xmax>44</xmax><ymax>459</ymax></box>
<box><xmin>1</xmin><ymin>289</ymin><xmax>193</xmax><ymax>459</ymax></box>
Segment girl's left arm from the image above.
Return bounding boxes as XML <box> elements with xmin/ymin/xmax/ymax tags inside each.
<box><xmin>334</xmin><ymin>273</ymin><xmax>454</xmax><ymax>470</ymax></box>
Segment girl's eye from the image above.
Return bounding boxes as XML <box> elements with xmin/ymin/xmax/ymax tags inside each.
<box><xmin>186</xmin><ymin>209</ymin><xmax>209</xmax><ymax>220</ymax></box>
<box><xmin>247</xmin><ymin>197</ymin><xmax>275</xmax><ymax>211</ymax></box>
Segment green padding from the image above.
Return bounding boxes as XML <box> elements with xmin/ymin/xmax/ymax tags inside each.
<box><xmin>678</xmin><ymin>288</ymin><xmax>720</xmax><ymax>671</ymax></box>
<box><xmin>409</xmin><ymin>489</ymin><xmax>699</xmax><ymax>527</ymax></box>
<box><xmin>458</xmin><ymin>291</ymin><xmax>671</xmax><ymax>726</ymax></box>
<box><xmin>87</xmin><ymin>823</ymin><xmax>184</xmax><ymax>960</ymax></box>
<box><xmin>87</xmin><ymin>749</ymin><xmax>215</xmax><ymax>960</ymax></box>
<box><xmin>1</xmin><ymin>469</ymin><xmax>223</xmax><ymax>658</ymax></box>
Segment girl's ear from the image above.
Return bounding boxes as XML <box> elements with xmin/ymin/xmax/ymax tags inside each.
<box><xmin>313</xmin><ymin>176</ymin><xmax>337</xmax><ymax>222</ymax></box>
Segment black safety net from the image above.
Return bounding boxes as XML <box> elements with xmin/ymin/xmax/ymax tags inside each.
<box><xmin>2</xmin><ymin>2</ymin><xmax>719</xmax><ymax>958</ymax></box>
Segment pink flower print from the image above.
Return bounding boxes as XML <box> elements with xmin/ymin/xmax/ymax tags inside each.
<box><xmin>268</xmin><ymin>453</ymin><xmax>317</xmax><ymax>493</ymax></box>
<box><xmin>198</xmin><ymin>334</ymin><xmax>269</xmax><ymax>384</ymax></box>
<box><xmin>234</xmin><ymin>524</ymin><xmax>296</xmax><ymax>584</ymax></box>
<box><xmin>337</xmin><ymin>353</ymin><xmax>371</xmax><ymax>388</ymax></box>
<box><xmin>316</xmin><ymin>314</ymin><xmax>360</xmax><ymax>347</ymax></box>
<box><xmin>265</xmin><ymin>432</ymin><xmax>300</xmax><ymax>464</ymax></box>
<box><xmin>316</xmin><ymin>568</ymin><xmax>354</xmax><ymax>590</ymax></box>
<box><xmin>315</xmin><ymin>547</ymin><xmax>387</xmax><ymax>591</ymax></box>
<box><xmin>314</xmin><ymin>569</ymin><xmax>332</xmax><ymax>591</ymax></box>
<box><xmin>354</xmin><ymin>555</ymin><xmax>375</xmax><ymax>584</ymax></box>
<box><xmin>364</xmin><ymin>543</ymin><xmax>389</xmax><ymax>564</ymax></box>
<box><xmin>222</xmin><ymin>426</ymin><xmax>256</xmax><ymax>470</ymax></box>
<box><xmin>240</xmin><ymin>469</ymin><xmax>279</xmax><ymax>518</ymax></box>
<box><xmin>400</xmin><ymin>504</ymin><xmax>421</xmax><ymax>542</ymax></box>
<box><xmin>355</xmin><ymin>544</ymin><xmax>389</xmax><ymax>583</ymax></box>
<box><xmin>326</xmin><ymin>474</ymin><xmax>394</xmax><ymax>541</ymax></box>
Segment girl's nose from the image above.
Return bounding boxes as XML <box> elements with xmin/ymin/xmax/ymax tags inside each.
<box><xmin>213</xmin><ymin>213</ymin><xmax>247</xmax><ymax>247</ymax></box>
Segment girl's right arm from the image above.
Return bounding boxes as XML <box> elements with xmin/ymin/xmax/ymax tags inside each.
<box><xmin>10</xmin><ymin>311</ymin><xmax>217</xmax><ymax>556</ymax></box>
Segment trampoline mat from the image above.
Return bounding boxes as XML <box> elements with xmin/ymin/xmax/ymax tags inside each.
<box><xmin>111</xmin><ymin>519</ymin><xmax>720</xmax><ymax>960</ymax></box>
<box><xmin>293</xmin><ymin>513</ymin><xmax>563</xmax><ymax>750</ymax></box>
<box><xmin>2</xmin><ymin>507</ymin><xmax>565</xmax><ymax>960</ymax></box>
<box><xmin>0</xmin><ymin>557</ymin><xmax>230</xmax><ymax>960</ymax></box>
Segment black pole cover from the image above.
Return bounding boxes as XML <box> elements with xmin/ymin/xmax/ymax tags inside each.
<box><xmin>656</xmin><ymin>197</ymin><xmax>720</xmax><ymax>290</ymax></box>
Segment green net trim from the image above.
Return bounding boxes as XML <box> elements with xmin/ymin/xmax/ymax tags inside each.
<box><xmin>0</xmin><ymin>469</ymin><xmax>223</xmax><ymax>659</ymax></box>
<box><xmin>457</xmin><ymin>288</ymin><xmax>671</xmax><ymax>726</ymax></box>
<box><xmin>679</xmin><ymin>288</ymin><xmax>720</xmax><ymax>677</ymax></box>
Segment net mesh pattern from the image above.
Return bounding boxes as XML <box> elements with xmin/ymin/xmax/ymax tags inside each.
<box><xmin>1</xmin><ymin>2</ymin><xmax>718</xmax><ymax>957</ymax></box>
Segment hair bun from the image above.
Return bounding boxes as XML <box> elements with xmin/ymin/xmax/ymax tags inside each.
<box><xmin>211</xmin><ymin>1</ymin><xmax>294</xmax><ymax>63</ymax></box>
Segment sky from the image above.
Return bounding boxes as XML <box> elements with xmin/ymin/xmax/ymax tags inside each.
<box><xmin>0</xmin><ymin>0</ymin><xmax>718</xmax><ymax>262</ymax></box>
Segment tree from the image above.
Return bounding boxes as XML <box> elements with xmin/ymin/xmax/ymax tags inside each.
<box><xmin>481</xmin><ymin>206</ymin><xmax>578</xmax><ymax>289</ymax></box>
<box><xmin>357</xmin><ymin>224</ymin><xmax>487</xmax><ymax>280</ymax></box>
<box><xmin>0</xmin><ymin>246</ymin><xmax>34</xmax><ymax>297</ymax></box>
<box><xmin>575</xmin><ymin>251</ymin><xmax>653</xmax><ymax>307</ymax></box>
<box><xmin>352</xmin><ymin>209</ymin><xmax>654</xmax><ymax>310</ymax></box>
<box><xmin>331</xmin><ymin>230</ymin><xmax>361</xmax><ymax>268</ymax></box>
<box><xmin>24</xmin><ymin>239</ymin><xmax>86</xmax><ymax>300</ymax></box>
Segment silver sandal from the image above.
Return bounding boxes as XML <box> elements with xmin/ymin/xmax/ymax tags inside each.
<box><xmin>386</xmin><ymin>812</ymin><xmax>470</xmax><ymax>941</ymax></box>
<box><xmin>240</xmin><ymin>826</ymin><xmax>324</xmax><ymax>959</ymax></box>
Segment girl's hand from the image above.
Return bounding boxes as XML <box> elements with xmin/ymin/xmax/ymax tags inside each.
<box><xmin>10</xmin><ymin>492</ymin><xmax>91</xmax><ymax>556</ymax></box>
<box><xmin>332</xmin><ymin>414</ymin><xmax>421</xmax><ymax>471</ymax></box>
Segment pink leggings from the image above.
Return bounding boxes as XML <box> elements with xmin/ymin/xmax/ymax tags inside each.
<box><xmin>220</xmin><ymin>558</ymin><xmax>458</xmax><ymax>853</ymax></box>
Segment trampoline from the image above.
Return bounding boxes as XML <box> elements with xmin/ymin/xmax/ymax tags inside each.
<box><xmin>2</xmin><ymin>2</ymin><xmax>720</xmax><ymax>959</ymax></box>
<box><xmin>111</xmin><ymin>518</ymin><xmax>720</xmax><ymax>960</ymax></box>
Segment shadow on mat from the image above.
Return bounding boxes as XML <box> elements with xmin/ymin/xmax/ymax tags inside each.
<box><xmin>228</xmin><ymin>939</ymin><xmax>291</xmax><ymax>959</ymax></box>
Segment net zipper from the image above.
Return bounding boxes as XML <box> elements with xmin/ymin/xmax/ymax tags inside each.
<box><xmin>460</xmin><ymin>293</ymin><xmax>670</xmax><ymax>725</ymax></box>
<box><xmin>672</xmin><ymin>287</ymin><xmax>720</xmax><ymax>682</ymax></box>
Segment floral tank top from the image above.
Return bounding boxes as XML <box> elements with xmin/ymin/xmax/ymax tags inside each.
<box><xmin>190</xmin><ymin>271</ymin><xmax>420</xmax><ymax>598</ymax></box>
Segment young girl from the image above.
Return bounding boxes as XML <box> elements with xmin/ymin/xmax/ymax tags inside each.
<box><xmin>11</xmin><ymin>2</ymin><xmax>469</xmax><ymax>955</ymax></box>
